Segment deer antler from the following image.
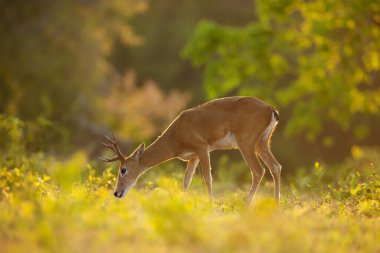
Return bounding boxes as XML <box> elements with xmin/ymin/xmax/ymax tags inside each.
<box><xmin>100</xmin><ymin>132</ymin><xmax>125</xmax><ymax>162</ymax></box>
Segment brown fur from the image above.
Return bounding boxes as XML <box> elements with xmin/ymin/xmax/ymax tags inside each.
<box><xmin>112</xmin><ymin>96</ymin><xmax>282</xmax><ymax>205</ymax></box>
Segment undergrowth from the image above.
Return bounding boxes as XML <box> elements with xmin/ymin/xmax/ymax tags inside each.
<box><xmin>0</xmin><ymin>147</ymin><xmax>379</xmax><ymax>253</ymax></box>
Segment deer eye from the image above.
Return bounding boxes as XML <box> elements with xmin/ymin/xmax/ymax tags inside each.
<box><xmin>120</xmin><ymin>168</ymin><xmax>128</xmax><ymax>176</ymax></box>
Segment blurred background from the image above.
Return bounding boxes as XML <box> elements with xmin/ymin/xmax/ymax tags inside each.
<box><xmin>1</xmin><ymin>0</ymin><xmax>379</xmax><ymax>176</ymax></box>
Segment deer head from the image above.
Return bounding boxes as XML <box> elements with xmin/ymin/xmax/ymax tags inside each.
<box><xmin>101</xmin><ymin>133</ymin><xmax>145</xmax><ymax>198</ymax></box>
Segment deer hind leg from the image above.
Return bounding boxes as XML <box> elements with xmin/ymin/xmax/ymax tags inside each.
<box><xmin>183</xmin><ymin>157</ymin><xmax>199</xmax><ymax>191</ymax></box>
<box><xmin>257</xmin><ymin>139</ymin><xmax>282</xmax><ymax>203</ymax></box>
<box><xmin>196</xmin><ymin>150</ymin><xmax>214</xmax><ymax>202</ymax></box>
<box><xmin>237</xmin><ymin>138</ymin><xmax>265</xmax><ymax>206</ymax></box>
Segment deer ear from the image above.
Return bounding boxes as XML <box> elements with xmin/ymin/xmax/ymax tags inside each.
<box><xmin>133</xmin><ymin>142</ymin><xmax>145</xmax><ymax>160</ymax></box>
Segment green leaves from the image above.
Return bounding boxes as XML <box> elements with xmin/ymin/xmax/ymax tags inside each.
<box><xmin>183</xmin><ymin>20</ymin><xmax>277</xmax><ymax>100</ymax></box>
<box><xmin>183</xmin><ymin>0</ymin><xmax>380</xmax><ymax>142</ymax></box>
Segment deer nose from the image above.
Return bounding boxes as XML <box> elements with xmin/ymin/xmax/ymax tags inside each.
<box><xmin>114</xmin><ymin>190</ymin><xmax>124</xmax><ymax>198</ymax></box>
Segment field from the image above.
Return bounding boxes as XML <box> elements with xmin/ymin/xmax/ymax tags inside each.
<box><xmin>1</xmin><ymin>1</ymin><xmax>380</xmax><ymax>252</ymax></box>
<box><xmin>1</xmin><ymin>150</ymin><xmax>379</xmax><ymax>253</ymax></box>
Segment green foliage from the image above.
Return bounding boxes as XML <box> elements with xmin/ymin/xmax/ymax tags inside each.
<box><xmin>286</xmin><ymin>146</ymin><xmax>380</xmax><ymax>217</ymax></box>
<box><xmin>327</xmin><ymin>171</ymin><xmax>380</xmax><ymax>216</ymax></box>
<box><xmin>1</xmin><ymin>147</ymin><xmax>379</xmax><ymax>252</ymax></box>
<box><xmin>110</xmin><ymin>0</ymin><xmax>255</xmax><ymax>102</ymax></box>
<box><xmin>0</xmin><ymin>114</ymin><xmax>71</xmax><ymax>166</ymax></box>
<box><xmin>0</xmin><ymin>114</ymin><xmax>25</xmax><ymax>157</ymax></box>
<box><xmin>0</xmin><ymin>0</ymin><xmax>147</xmax><ymax>148</ymax></box>
<box><xmin>0</xmin><ymin>167</ymin><xmax>57</xmax><ymax>201</ymax></box>
<box><xmin>183</xmin><ymin>0</ymin><xmax>380</xmax><ymax>141</ymax></box>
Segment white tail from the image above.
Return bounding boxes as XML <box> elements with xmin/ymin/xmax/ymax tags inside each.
<box><xmin>262</xmin><ymin>111</ymin><xmax>279</xmax><ymax>142</ymax></box>
<box><xmin>102</xmin><ymin>96</ymin><xmax>282</xmax><ymax>205</ymax></box>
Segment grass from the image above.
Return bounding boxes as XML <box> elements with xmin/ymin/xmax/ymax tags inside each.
<box><xmin>0</xmin><ymin>151</ymin><xmax>379</xmax><ymax>253</ymax></box>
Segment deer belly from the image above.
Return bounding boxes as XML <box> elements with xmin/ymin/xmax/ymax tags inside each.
<box><xmin>178</xmin><ymin>152</ymin><xmax>196</xmax><ymax>160</ymax></box>
<box><xmin>210</xmin><ymin>132</ymin><xmax>238</xmax><ymax>150</ymax></box>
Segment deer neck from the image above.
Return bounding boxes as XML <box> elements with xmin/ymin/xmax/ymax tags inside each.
<box><xmin>139</xmin><ymin>135</ymin><xmax>176</xmax><ymax>170</ymax></box>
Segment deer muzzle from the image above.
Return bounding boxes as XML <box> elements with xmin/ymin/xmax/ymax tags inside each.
<box><xmin>114</xmin><ymin>190</ymin><xmax>124</xmax><ymax>198</ymax></box>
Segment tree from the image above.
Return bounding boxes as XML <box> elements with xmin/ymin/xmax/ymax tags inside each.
<box><xmin>183</xmin><ymin>0</ymin><xmax>380</xmax><ymax>143</ymax></box>
<box><xmin>0</xmin><ymin>0</ymin><xmax>147</xmax><ymax>149</ymax></box>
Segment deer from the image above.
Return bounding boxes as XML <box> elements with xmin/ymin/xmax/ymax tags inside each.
<box><xmin>101</xmin><ymin>96</ymin><xmax>282</xmax><ymax>205</ymax></box>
